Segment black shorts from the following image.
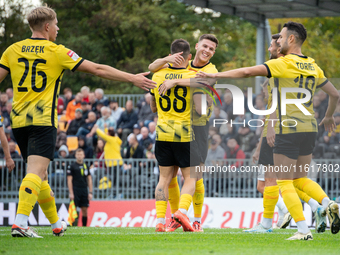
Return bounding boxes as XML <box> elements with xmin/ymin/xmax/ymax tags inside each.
<box><xmin>155</xmin><ymin>141</ymin><xmax>201</xmax><ymax>168</ymax></box>
<box><xmin>259</xmin><ymin>137</ymin><xmax>274</xmax><ymax>165</ymax></box>
<box><xmin>73</xmin><ymin>188</ymin><xmax>89</xmax><ymax>208</ymax></box>
<box><xmin>193</xmin><ymin>122</ymin><xmax>209</xmax><ymax>163</ymax></box>
<box><xmin>273</xmin><ymin>132</ymin><xmax>317</xmax><ymax>160</ymax></box>
<box><xmin>12</xmin><ymin>126</ymin><xmax>57</xmax><ymax>163</ymax></box>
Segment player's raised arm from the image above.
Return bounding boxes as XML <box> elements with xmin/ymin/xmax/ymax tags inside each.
<box><xmin>76</xmin><ymin>60</ymin><xmax>156</xmax><ymax>91</ymax></box>
<box><xmin>148</xmin><ymin>52</ymin><xmax>185</xmax><ymax>73</ymax></box>
<box><xmin>319</xmin><ymin>81</ymin><xmax>340</xmax><ymax>132</ymax></box>
<box><xmin>196</xmin><ymin>65</ymin><xmax>268</xmax><ymax>79</ymax></box>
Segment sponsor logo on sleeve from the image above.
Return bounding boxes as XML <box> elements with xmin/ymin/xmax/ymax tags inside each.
<box><xmin>67</xmin><ymin>50</ymin><xmax>80</xmax><ymax>61</ymax></box>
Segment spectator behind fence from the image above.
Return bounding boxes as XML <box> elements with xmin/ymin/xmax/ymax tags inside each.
<box><xmin>209</xmin><ymin>106</ymin><xmax>227</xmax><ymax>131</ymax></box>
<box><xmin>148</xmin><ymin>122</ymin><xmax>156</xmax><ymax>142</ymax></box>
<box><xmin>117</xmin><ymin>100</ymin><xmax>138</xmax><ymax>143</ymax></box>
<box><xmin>81</xmin><ymin>86</ymin><xmax>90</xmax><ymax>103</ymax></box>
<box><xmin>66</xmin><ymin>92</ymin><xmax>83</xmax><ymax>121</ymax></box>
<box><xmin>67</xmin><ymin>148</ymin><xmax>93</xmax><ymax>227</ymax></box>
<box><xmin>236</xmin><ymin>126</ymin><xmax>255</xmax><ymax>152</ymax></box>
<box><xmin>138</xmin><ymin>93</ymin><xmax>155</xmax><ymax>128</ymax></box>
<box><xmin>81</xmin><ymin>101</ymin><xmax>90</xmax><ymax>121</ymax></box>
<box><xmin>89</xmin><ymin>92</ymin><xmax>97</xmax><ymax>112</ymax></box>
<box><xmin>56</xmin><ymin>126</ymin><xmax>67</xmax><ymax>150</ymax></box>
<box><xmin>94</xmin><ymin>101</ymin><xmax>104</xmax><ymax>119</ymax></box>
<box><xmin>225</xmin><ymin>137</ymin><xmax>245</xmax><ymax>168</ymax></box>
<box><xmin>67</xmin><ymin>109</ymin><xmax>85</xmax><ymax>136</ymax></box>
<box><xmin>138</xmin><ymin>127</ymin><xmax>153</xmax><ymax>150</ymax></box>
<box><xmin>1</xmin><ymin>102</ymin><xmax>10</xmax><ymax>128</ymax></box>
<box><xmin>63</xmin><ymin>88</ymin><xmax>74</xmax><ymax>111</ymax></box>
<box><xmin>205</xmin><ymin>134</ymin><xmax>225</xmax><ymax>167</ymax></box>
<box><xmin>222</xmin><ymin>91</ymin><xmax>233</xmax><ymax>117</ymax></box>
<box><xmin>57</xmin><ymin>96</ymin><xmax>64</xmax><ymax>115</ymax></box>
<box><xmin>78</xmin><ymin>135</ymin><xmax>94</xmax><ymax>159</ymax></box>
<box><xmin>76</xmin><ymin>111</ymin><xmax>97</xmax><ymax>137</ymax></box>
<box><xmin>6</xmin><ymin>88</ymin><xmax>13</xmax><ymax>103</ymax></box>
<box><xmin>109</xmin><ymin>99</ymin><xmax>124</xmax><ymax>123</ymax></box>
<box><xmin>123</xmin><ymin>134</ymin><xmax>144</xmax><ymax>171</ymax></box>
<box><xmin>94</xmin><ymin>88</ymin><xmax>109</xmax><ymax>106</ymax></box>
<box><xmin>96</xmin><ymin>127</ymin><xmax>123</xmax><ymax>168</ymax></box>
<box><xmin>87</xmin><ymin>107</ymin><xmax>116</xmax><ymax>139</ymax></box>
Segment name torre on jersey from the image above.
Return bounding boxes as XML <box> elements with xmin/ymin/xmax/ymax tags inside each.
<box><xmin>164</xmin><ymin>73</ymin><xmax>183</xmax><ymax>79</ymax></box>
<box><xmin>296</xmin><ymin>62</ymin><xmax>315</xmax><ymax>71</ymax></box>
<box><xmin>21</xmin><ymin>45</ymin><xmax>45</xmax><ymax>54</ymax></box>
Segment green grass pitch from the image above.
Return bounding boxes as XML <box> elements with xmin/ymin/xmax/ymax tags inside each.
<box><xmin>1</xmin><ymin>227</ymin><xmax>340</xmax><ymax>255</ymax></box>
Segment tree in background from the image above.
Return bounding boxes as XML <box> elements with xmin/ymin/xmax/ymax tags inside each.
<box><xmin>1</xmin><ymin>0</ymin><xmax>339</xmax><ymax>92</ymax></box>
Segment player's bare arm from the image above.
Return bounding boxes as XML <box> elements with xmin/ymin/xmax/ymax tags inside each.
<box><xmin>196</xmin><ymin>65</ymin><xmax>268</xmax><ymax>79</ymax></box>
<box><xmin>148</xmin><ymin>52</ymin><xmax>185</xmax><ymax>73</ymax></box>
<box><xmin>67</xmin><ymin>175</ymin><xmax>74</xmax><ymax>201</ymax></box>
<box><xmin>87</xmin><ymin>175</ymin><xmax>93</xmax><ymax>201</ymax></box>
<box><xmin>150</xmin><ymin>95</ymin><xmax>157</xmax><ymax>113</ymax></box>
<box><xmin>266</xmin><ymin>111</ymin><xmax>278</xmax><ymax>148</ymax></box>
<box><xmin>319</xmin><ymin>81</ymin><xmax>340</xmax><ymax>132</ymax></box>
<box><xmin>0</xmin><ymin>126</ymin><xmax>15</xmax><ymax>172</ymax></box>
<box><xmin>76</xmin><ymin>60</ymin><xmax>156</xmax><ymax>91</ymax></box>
<box><xmin>0</xmin><ymin>68</ymin><xmax>9</xmax><ymax>83</ymax></box>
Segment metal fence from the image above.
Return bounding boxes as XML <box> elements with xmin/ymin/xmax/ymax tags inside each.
<box><xmin>105</xmin><ymin>94</ymin><xmax>145</xmax><ymax>108</ymax></box>
<box><xmin>1</xmin><ymin>158</ymin><xmax>340</xmax><ymax>203</ymax></box>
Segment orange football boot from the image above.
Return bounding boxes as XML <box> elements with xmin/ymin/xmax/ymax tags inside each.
<box><xmin>174</xmin><ymin>210</ymin><xmax>194</xmax><ymax>232</ymax></box>
<box><xmin>155</xmin><ymin>223</ymin><xmax>166</xmax><ymax>232</ymax></box>
<box><xmin>166</xmin><ymin>218</ymin><xmax>182</xmax><ymax>232</ymax></box>
<box><xmin>192</xmin><ymin>221</ymin><xmax>203</xmax><ymax>232</ymax></box>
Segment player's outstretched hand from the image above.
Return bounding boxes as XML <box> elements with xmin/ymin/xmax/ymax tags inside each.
<box><xmin>165</xmin><ymin>52</ymin><xmax>185</xmax><ymax>66</ymax></box>
<box><xmin>266</xmin><ymin>126</ymin><xmax>275</xmax><ymax>148</ymax></box>
<box><xmin>133</xmin><ymin>72</ymin><xmax>157</xmax><ymax>91</ymax></box>
<box><xmin>319</xmin><ymin>116</ymin><xmax>336</xmax><ymax>132</ymax></box>
<box><xmin>159</xmin><ymin>80</ymin><xmax>177</xmax><ymax>96</ymax></box>
<box><xmin>6</xmin><ymin>158</ymin><xmax>15</xmax><ymax>173</ymax></box>
<box><xmin>196</xmin><ymin>71</ymin><xmax>216</xmax><ymax>78</ymax></box>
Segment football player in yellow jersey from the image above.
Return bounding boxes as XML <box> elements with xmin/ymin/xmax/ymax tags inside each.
<box><xmin>0</xmin><ymin>6</ymin><xmax>156</xmax><ymax>238</ymax></box>
<box><xmin>197</xmin><ymin>21</ymin><xmax>340</xmax><ymax>240</ymax></box>
<box><xmin>249</xmin><ymin>34</ymin><xmax>324</xmax><ymax>234</ymax></box>
<box><xmin>150</xmin><ymin>39</ymin><xmax>201</xmax><ymax>232</ymax></box>
<box><xmin>149</xmin><ymin>35</ymin><xmax>218</xmax><ymax>232</ymax></box>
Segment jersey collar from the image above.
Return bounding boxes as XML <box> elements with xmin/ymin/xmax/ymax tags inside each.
<box><xmin>290</xmin><ymin>53</ymin><xmax>308</xmax><ymax>59</ymax></box>
<box><xmin>29</xmin><ymin>37</ymin><xmax>47</xmax><ymax>40</ymax></box>
<box><xmin>190</xmin><ymin>61</ymin><xmax>211</xmax><ymax>69</ymax></box>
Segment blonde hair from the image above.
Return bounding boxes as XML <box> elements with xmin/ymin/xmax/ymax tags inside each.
<box><xmin>27</xmin><ymin>6</ymin><xmax>56</xmax><ymax>30</ymax></box>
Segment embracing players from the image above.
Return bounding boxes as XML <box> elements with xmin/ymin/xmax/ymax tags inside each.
<box><xmin>197</xmin><ymin>22</ymin><xmax>340</xmax><ymax>240</ymax></box>
<box><xmin>149</xmin><ymin>34</ymin><xmax>218</xmax><ymax>232</ymax></box>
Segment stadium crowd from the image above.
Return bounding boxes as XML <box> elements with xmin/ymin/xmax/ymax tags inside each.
<box><xmin>1</xmin><ymin>85</ymin><xmax>340</xmax><ymax>168</ymax></box>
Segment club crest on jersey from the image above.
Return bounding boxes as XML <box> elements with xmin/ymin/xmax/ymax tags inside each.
<box><xmin>67</xmin><ymin>50</ymin><xmax>79</xmax><ymax>61</ymax></box>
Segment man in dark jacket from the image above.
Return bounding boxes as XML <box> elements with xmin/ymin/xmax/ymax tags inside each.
<box><xmin>77</xmin><ymin>135</ymin><xmax>93</xmax><ymax>159</ymax></box>
<box><xmin>117</xmin><ymin>100</ymin><xmax>138</xmax><ymax>143</ymax></box>
<box><xmin>67</xmin><ymin>109</ymin><xmax>85</xmax><ymax>136</ymax></box>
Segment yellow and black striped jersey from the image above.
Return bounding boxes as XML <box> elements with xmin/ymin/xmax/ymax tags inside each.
<box><xmin>264</xmin><ymin>54</ymin><xmax>328</xmax><ymax>134</ymax></box>
<box><xmin>188</xmin><ymin>60</ymin><xmax>218</xmax><ymax>126</ymax></box>
<box><xmin>0</xmin><ymin>38</ymin><xmax>84</xmax><ymax>129</ymax></box>
<box><xmin>150</xmin><ymin>66</ymin><xmax>196</xmax><ymax>142</ymax></box>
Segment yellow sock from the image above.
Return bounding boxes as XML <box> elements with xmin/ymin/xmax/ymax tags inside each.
<box><xmin>293</xmin><ymin>177</ymin><xmax>328</xmax><ymax>203</ymax></box>
<box><xmin>294</xmin><ymin>187</ymin><xmax>311</xmax><ymax>203</ymax></box>
<box><xmin>277</xmin><ymin>180</ymin><xmax>305</xmax><ymax>222</ymax></box>
<box><xmin>155</xmin><ymin>201</ymin><xmax>167</xmax><ymax>219</ymax></box>
<box><xmin>168</xmin><ymin>177</ymin><xmax>180</xmax><ymax>214</ymax></box>
<box><xmin>193</xmin><ymin>179</ymin><xmax>205</xmax><ymax>218</ymax></box>
<box><xmin>17</xmin><ymin>173</ymin><xmax>42</xmax><ymax>216</ymax></box>
<box><xmin>263</xmin><ymin>185</ymin><xmax>279</xmax><ymax>219</ymax></box>
<box><xmin>179</xmin><ymin>194</ymin><xmax>192</xmax><ymax>211</ymax></box>
<box><xmin>37</xmin><ymin>181</ymin><xmax>59</xmax><ymax>224</ymax></box>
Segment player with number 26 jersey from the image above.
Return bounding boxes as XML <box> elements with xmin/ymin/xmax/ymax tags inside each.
<box><xmin>0</xmin><ymin>38</ymin><xmax>84</xmax><ymax>129</ymax></box>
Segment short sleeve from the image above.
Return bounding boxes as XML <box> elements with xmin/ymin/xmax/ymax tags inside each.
<box><xmin>0</xmin><ymin>47</ymin><xmax>10</xmax><ymax>72</ymax></box>
<box><xmin>264</xmin><ymin>58</ymin><xmax>287</xmax><ymax>78</ymax></box>
<box><xmin>316</xmin><ymin>67</ymin><xmax>328</xmax><ymax>89</ymax></box>
<box><xmin>56</xmin><ymin>45</ymin><xmax>84</xmax><ymax>72</ymax></box>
